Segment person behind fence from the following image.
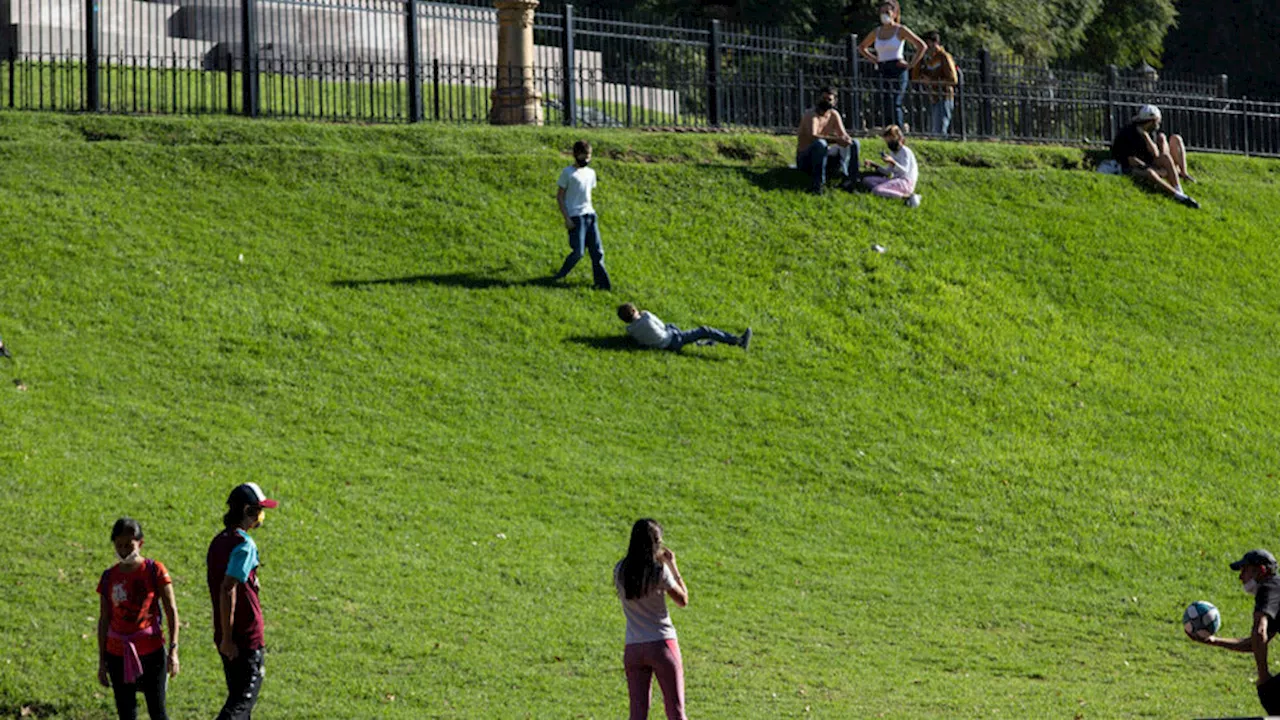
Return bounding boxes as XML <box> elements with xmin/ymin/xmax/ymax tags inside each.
<box><xmin>553</xmin><ymin>139</ymin><xmax>613</xmax><ymax>290</ymax></box>
<box><xmin>618</xmin><ymin>303</ymin><xmax>751</xmax><ymax>353</ymax></box>
<box><xmin>862</xmin><ymin>125</ymin><xmax>921</xmax><ymax>207</ymax></box>
<box><xmin>858</xmin><ymin>0</ymin><xmax>926</xmax><ymax>130</ymax></box>
<box><xmin>911</xmin><ymin>30</ymin><xmax>958</xmax><ymax>135</ymax></box>
<box><xmin>795</xmin><ymin>87</ymin><xmax>858</xmax><ymax>194</ymax></box>
<box><xmin>1110</xmin><ymin>104</ymin><xmax>1200</xmax><ymax>209</ymax></box>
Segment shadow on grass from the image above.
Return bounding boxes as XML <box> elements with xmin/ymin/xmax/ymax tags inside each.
<box><xmin>737</xmin><ymin>166</ymin><xmax>810</xmax><ymax>193</ymax></box>
<box><xmin>331</xmin><ymin>273</ymin><xmax>560</xmax><ymax>290</ymax></box>
<box><xmin>565</xmin><ymin>336</ymin><xmax>727</xmax><ymax>361</ymax></box>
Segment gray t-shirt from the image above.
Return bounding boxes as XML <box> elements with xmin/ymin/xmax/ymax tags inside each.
<box><xmin>614</xmin><ymin>560</ymin><xmax>678</xmax><ymax>645</ymax></box>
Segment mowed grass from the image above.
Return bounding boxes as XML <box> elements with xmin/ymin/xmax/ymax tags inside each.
<box><xmin>1</xmin><ymin>112</ymin><xmax>1280</xmax><ymax>718</ymax></box>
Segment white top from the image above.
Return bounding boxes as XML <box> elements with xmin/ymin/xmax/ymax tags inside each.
<box><xmin>874</xmin><ymin>27</ymin><xmax>905</xmax><ymax>62</ymax></box>
<box><xmin>557</xmin><ymin>165</ymin><xmax>597</xmax><ymax>218</ymax></box>
<box><xmin>626</xmin><ymin>311</ymin><xmax>671</xmax><ymax>349</ymax></box>
<box><xmin>615</xmin><ymin>561</ymin><xmax>678</xmax><ymax>645</ymax></box>
<box><xmin>887</xmin><ymin>145</ymin><xmax>918</xmax><ymax>186</ymax></box>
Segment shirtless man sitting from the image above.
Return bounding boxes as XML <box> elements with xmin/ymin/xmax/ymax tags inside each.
<box><xmin>796</xmin><ymin>87</ymin><xmax>859</xmax><ymax>195</ymax></box>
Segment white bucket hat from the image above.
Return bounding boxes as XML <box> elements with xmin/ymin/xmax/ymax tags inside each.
<box><xmin>1133</xmin><ymin>104</ymin><xmax>1162</xmax><ymax>123</ymax></box>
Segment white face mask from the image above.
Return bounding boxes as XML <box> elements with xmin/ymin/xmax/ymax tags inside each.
<box><xmin>880</xmin><ymin>13</ymin><xmax>894</xmax><ymax>24</ymax></box>
<box><xmin>117</xmin><ymin>549</ymin><xmax>141</xmax><ymax>565</ymax></box>
<box><xmin>1245</xmin><ymin>578</ymin><xmax>1260</xmax><ymax>596</ymax></box>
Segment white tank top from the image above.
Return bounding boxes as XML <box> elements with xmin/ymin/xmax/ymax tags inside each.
<box><xmin>874</xmin><ymin>27</ymin><xmax>905</xmax><ymax>62</ymax></box>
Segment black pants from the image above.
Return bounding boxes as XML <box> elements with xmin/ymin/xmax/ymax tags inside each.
<box><xmin>217</xmin><ymin>648</ymin><xmax>265</xmax><ymax>720</ymax></box>
<box><xmin>1259</xmin><ymin>673</ymin><xmax>1280</xmax><ymax>715</ymax></box>
<box><xmin>105</xmin><ymin>649</ymin><xmax>168</xmax><ymax>720</ymax></box>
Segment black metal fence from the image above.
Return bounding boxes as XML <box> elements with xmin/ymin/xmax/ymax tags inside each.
<box><xmin>1</xmin><ymin>0</ymin><xmax>1277</xmax><ymax>157</ymax></box>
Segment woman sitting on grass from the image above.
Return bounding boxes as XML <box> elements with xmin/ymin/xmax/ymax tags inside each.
<box><xmin>862</xmin><ymin>125</ymin><xmax>922</xmax><ymax>207</ymax></box>
<box><xmin>615</xmin><ymin>518</ymin><xmax>690</xmax><ymax>720</ymax></box>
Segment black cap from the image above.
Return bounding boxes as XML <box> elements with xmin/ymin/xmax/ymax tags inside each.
<box><xmin>227</xmin><ymin>482</ymin><xmax>279</xmax><ymax>509</ymax></box>
<box><xmin>1230</xmin><ymin>549</ymin><xmax>1277</xmax><ymax>571</ymax></box>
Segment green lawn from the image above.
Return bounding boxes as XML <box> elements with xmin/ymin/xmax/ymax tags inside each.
<box><xmin>1</xmin><ymin>112</ymin><xmax>1280</xmax><ymax>718</ymax></box>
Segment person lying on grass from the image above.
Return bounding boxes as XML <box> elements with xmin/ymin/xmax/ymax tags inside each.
<box><xmin>1110</xmin><ymin>104</ymin><xmax>1199</xmax><ymax>209</ymax></box>
<box><xmin>618</xmin><ymin>303</ymin><xmax>751</xmax><ymax>352</ymax></box>
<box><xmin>861</xmin><ymin>125</ymin><xmax>921</xmax><ymax>207</ymax></box>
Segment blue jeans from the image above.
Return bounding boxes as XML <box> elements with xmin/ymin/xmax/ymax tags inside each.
<box><xmin>665</xmin><ymin>324</ymin><xmax>739</xmax><ymax>352</ymax></box>
<box><xmin>796</xmin><ymin>139</ymin><xmax>858</xmax><ymax>192</ymax></box>
<box><xmin>555</xmin><ymin>213</ymin><xmax>611</xmax><ymax>289</ymax></box>
<box><xmin>879</xmin><ymin>61</ymin><xmax>908</xmax><ymax>128</ymax></box>
<box><xmin>930</xmin><ymin>98</ymin><xmax>953</xmax><ymax>135</ymax></box>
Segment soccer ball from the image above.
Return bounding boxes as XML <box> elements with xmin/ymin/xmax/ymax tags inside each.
<box><xmin>1183</xmin><ymin>601</ymin><xmax>1221</xmax><ymax>636</ymax></box>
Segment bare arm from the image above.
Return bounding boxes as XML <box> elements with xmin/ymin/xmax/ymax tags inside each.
<box><xmin>857</xmin><ymin>32</ymin><xmax>878</xmax><ymax>64</ymax></box>
<box><xmin>161</xmin><ymin>583</ymin><xmax>181</xmax><ymax>677</ymax></box>
<box><xmin>218</xmin><ymin>575</ymin><xmax>240</xmax><ymax>660</ymax></box>
<box><xmin>829</xmin><ymin>112</ymin><xmax>852</xmax><ymax>146</ymax></box>
<box><xmin>557</xmin><ymin>187</ymin><xmax>573</xmax><ymax>229</ymax></box>
<box><xmin>661</xmin><ymin>549</ymin><xmax>689</xmax><ymax>607</ymax></box>
<box><xmin>900</xmin><ymin>27</ymin><xmax>928</xmax><ymax>70</ymax></box>
<box><xmin>97</xmin><ymin>591</ymin><xmax>111</xmax><ymax>687</ymax></box>
<box><xmin>1255</xmin><ymin>612</ymin><xmax>1272</xmax><ymax>682</ymax></box>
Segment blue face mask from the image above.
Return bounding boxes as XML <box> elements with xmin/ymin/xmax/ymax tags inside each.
<box><xmin>887</xmin><ymin>141</ymin><xmax>901</xmax><ymax>152</ymax></box>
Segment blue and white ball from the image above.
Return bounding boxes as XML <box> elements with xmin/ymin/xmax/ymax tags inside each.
<box><xmin>1183</xmin><ymin>601</ymin><xmax>1221</xmax><ymax>636</ymax></box>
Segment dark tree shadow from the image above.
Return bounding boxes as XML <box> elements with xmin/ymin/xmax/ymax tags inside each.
<box><xmin>565</xmin><ymin>336</ymin><xmax>727</xmax><ymax>361</ymax></box>
<box><xmin>737</xmin><ymin>166</ymin><xmax>810</xmax><ymax>193</ymax></box>
<box><xmin>331</xmin><ymin>273</ymin><xmax>561</xmax><ymax>290</ymax></box>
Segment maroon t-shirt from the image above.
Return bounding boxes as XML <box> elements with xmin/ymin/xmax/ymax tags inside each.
<box><xmin>206</xmin><ymin>529</ymin><xmax>265</xmax><ymax>650</ymax></box>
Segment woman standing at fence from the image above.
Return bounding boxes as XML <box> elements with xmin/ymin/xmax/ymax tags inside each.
<box><xmin>858</xmin><ymin>0</ymin><xmax>926</xmax><ymax>130</ymax></box>
<box><xmin>616</xmin><ymin>518</ymin><xmax>690</xmax><ymax>720</ymax></box>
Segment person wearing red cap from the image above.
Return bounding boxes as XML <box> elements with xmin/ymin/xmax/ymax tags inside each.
<box><xmin>206</xmin><ymin>482</ymin><xmax>278</xmax><ymax>720</ymax></box>
<box><xmin>1189</xmin><ymin>549</ymin><xmax>1280</xmax><ymax>714</ymax></box>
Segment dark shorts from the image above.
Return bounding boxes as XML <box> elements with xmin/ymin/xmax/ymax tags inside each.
<box><xmin>1259</xmin><ymin>673</ymin><xmax>1280</xmax><ymax>715</ymax></box>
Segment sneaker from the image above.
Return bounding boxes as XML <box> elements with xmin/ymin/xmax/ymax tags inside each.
<box><xmin>905</xmin><ymin>194</ymin><xmax>922</xmax><ymax>208</ymax></box>
<box><xmin>740</xmin><ymin>328</ymin><xmax>753</xmax><ymax>351</ymax></box>
<box><xmin>1177</xmin><ymin>195</ymin><xmax>1200</xmax><ymax>209</ymax></box>
<box><xmin>0</xmin><ymin>342</ymin><xmax>9</xmax><ymax>359</ymax></box>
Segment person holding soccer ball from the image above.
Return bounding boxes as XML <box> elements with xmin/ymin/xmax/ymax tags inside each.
<box><xmin>615</xmin><ymin>519</ymin><xmax>690</xmax><ymax>720</ymax></box>
<box><xmin>1189</xmin><ymin>549</ymin><xmax>1280</xmax><ymax>714</ymax></box>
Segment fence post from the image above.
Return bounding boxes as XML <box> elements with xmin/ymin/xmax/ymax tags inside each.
<box><xmin>957</xmin><ymin>71</ymin><xmax>965</xmax><ymax>140</ymax></box>
<box><xmin>561</xmin><ymin>4</ymin><xmax>575</xmax><ymax>127</ymax></box>
<box><xmin>225</xmin><ymin>48</ymin><xmax>235</xmax><ymax>115</ymax></box>
<box><xmin>707</xmin><ymin>19</ymin><xmax>721</xmax><ymax>127</ymax></box>
<box><xmin>1218</xmin><ymin>74</ymin><xmax>1229</xmax><ymax>99</ymax></box>
<box><xmin>240</xmin><ymin>0</ymin><xmax>259</xmax><ymax>117</ymax></box>
<box><xmin>85</xmin><ymin>0</ymin><xmax>99</xmax><ymax>111</ymax></box>
<box><xmin>796</xmin><ymin>67</ymin><xmax>804</xmax><ymax>122</ymax></box>
<box><xmin>845</xmin><ymin>34</ymin><xmax>858</xmax><ymax>129</ymax></box>
<box><xmin>405</xmin><ymin>0</ymin><xmax>422</xmax><ymax>122</ymax></box>
<box><xmin>1106</xmin><ymin>64</ymin><xmax>1118</xmax><ymax>141</ymax></box>
<box><xmin>1243</xmin><ymin>96</ymin><xmax>1250</xmax><ymax>157</ymax></box>
<box><xmin>978</xmin><ymin>48</ymin><xmax>992</xmax><ymax>136</ymax></box>
<box><xmin>432</xmin><ymin>58</ymin><xmax>440</xmax><ymax>120</ymax></box>
<box><xmin>624</xmin><ymin>63</ymin><xmax>632</xmax><ymax>127</ymax></box>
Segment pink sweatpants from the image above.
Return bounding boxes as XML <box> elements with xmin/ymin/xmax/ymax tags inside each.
<box><xmin>624</xmin><ymin>639</ymin><xmax>687</xmax><ymax>720</ymax></box>
<box><xmin>862</xmin><ymin>175</ymin><xmax>915</xmax><ymax>198</ymax></box>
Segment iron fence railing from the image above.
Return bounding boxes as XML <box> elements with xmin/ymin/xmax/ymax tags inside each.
<box><xmin>0</xmin><ymin>0</ymin><xmax>1274</xmax><ymax>156</ymax></box>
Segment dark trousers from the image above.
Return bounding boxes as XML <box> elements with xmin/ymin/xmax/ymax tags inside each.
<box><xmin>555</xmin><ymin>213</ymin><xmax>611</xmax><ymax>290</ymax></box>
<box><xmin>105</xmin><ymin>650</ymin><xmax>168</xmax><ymax>720</ymax></box>
<box><xmin>879</xmin><ymin>61</ymin><xmax>909</xmax><ymax>128</ymax></box>
<box><xmin>796</xmin><ymin>139</ymin><xmax>858</xmax><ymax>193</ymax></box>
<box><xmin>217</xmin><ymin>648</ymin><xmax>265</xmax><ymax>720</ymax></box>
<box><xmin>1259</xmin><ymin>673</ymin><xmax>1280</xmax><ymax>715</ymax></box>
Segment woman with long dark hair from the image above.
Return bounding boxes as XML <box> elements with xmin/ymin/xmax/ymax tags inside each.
<box><xmin>858</xmin><ymin>0</ymin><xmax>926</xmax><ymax>129</ymax></box>
<box><xmin>615</xmin><ymin>518</ymin><xmax>690</xmax><ymax>720</ymax></box>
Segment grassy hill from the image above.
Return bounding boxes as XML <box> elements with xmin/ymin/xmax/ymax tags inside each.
<box><xmin>1</xmin><ymin>112</ymin><xmax>1279</xmax><ymax>718</ymax></box>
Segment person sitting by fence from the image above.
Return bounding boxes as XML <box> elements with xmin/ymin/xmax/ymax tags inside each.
<box><xmin>858</xmin><ymin>0</ymin><xmax>926</xmax><ymax>130</ymax></box>
<box><xmin>1110</xmin><ymin>104</ymin><xmax>1200</xmax><ymax>209</ymax></box>
<box><xmin>911</xmin><ymin>30</ymin><xmax>958</xmax><ymax>135</ymax></box>
<box><xmin>795</xmin><ymin>87</ymin><xmax>858</xmax><ymax>195</ymax></box>
<box><xmin>862</xmin><ymin>125</ymin><xmax>921</xmax><ymax>207</ymax></box>
<box><xmin>618</xmin><ymin>303</ymin><xmax>751</xmax><ymax>353</ymax></box>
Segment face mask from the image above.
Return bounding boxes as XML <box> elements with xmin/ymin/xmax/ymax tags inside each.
<box><xmin>880</xmin><ymin>13</ymin><xmax>893</xmax><ymax>24</ymax></box>
<box><xmin>117</xmin><ymin>549</ymin><xmax>141</xmax><ymax>564</ymax></box>
<box><xmin>816</xmin><ymin>100</ymin><xmax>833</xmax><ymax>112</ymax></box>
<box><xmin>576</xmin><ymin>156</ymin><xmax>590</xmax><ymax>167</ymax></box>
<box><xmin>887</xmin><ymin>141</ymin><xmax>901</xmax><ymax>152</ymax></box>
<box><xmin>1245</xmin><ymin>579</ymin><xmax>1260</xmax><ymax>596</ymax></box>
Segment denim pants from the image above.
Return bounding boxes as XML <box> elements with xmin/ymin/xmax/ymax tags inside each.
<box><xmin>217</xmin><ymin>648</ymin><xmax>265</xmax><ymax>720</ymax></box>
<box><xmin>556</xmin><ymin>213</ymin><xmax>612</xmax><ymax>289</ymax></box>
<box><xmin>879</xmin><ymin>61</ymin><xmax>908</xmax><ymax>128</ymax></box>
<box><xmin>796</xmin><ymin>139</ymin><xmax>858</xmax><ymax>192</ymax></box>
<box><xmin>106</xmin><ymin>649</ymin><xmax>168</xmax><ymax>720</ymax></box>
<box><xmin>930</xmin><ymin>98</ymin><xmax>954</xmax><ymax>135</ymax></box>
<box><xmin>665</xmin><ymin>324</ymin><xmax>739</xmax><ymax>352</ymax></box>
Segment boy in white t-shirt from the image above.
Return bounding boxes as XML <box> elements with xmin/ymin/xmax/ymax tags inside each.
<box><xmin>553</xmin><ymin>140</ymin><xmax>612</xmax><ymax>291</ymax></box>
<box><xmin>618</xmin><ymin>303</ymin><xmax>751</xmax><ymax>353</ymax></box>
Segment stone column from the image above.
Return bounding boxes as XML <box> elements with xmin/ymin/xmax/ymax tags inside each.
<box><xmin>490</xmin><ymin>0</ymin><xmax>544</xmax><ymax>125</ymax></box>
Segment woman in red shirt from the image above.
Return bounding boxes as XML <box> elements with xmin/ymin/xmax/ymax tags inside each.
<box><xmin>96</xmin><ymin>518</ymin><xmax>181</xmax><ymax>720</ymax></box>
